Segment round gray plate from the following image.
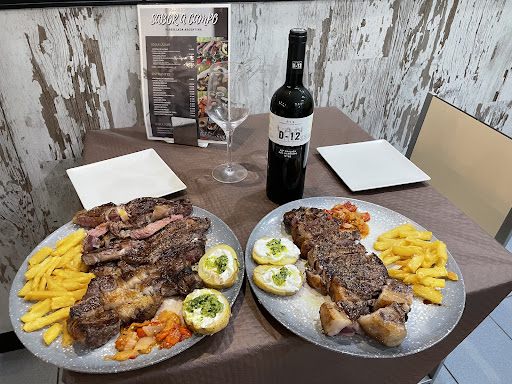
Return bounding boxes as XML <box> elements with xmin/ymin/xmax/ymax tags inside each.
<box><xmin>245</xmin><ymin>197</ymin><xmax>465</xmax><ymax>358</ymax></box>
<box><xmin>9</xmin><ymin>206</ymin><xmax>245</xmax><ymax>373</ymax></box>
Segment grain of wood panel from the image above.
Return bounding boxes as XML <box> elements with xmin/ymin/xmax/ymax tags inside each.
<box><xmin>0</xmin><ymin>6</ymin><xmax>140</xmax><ymax>332</ymax></box>
<box><xmin>1</xmin><ymin>1</ymin><xmax>511</xmax><ymax>332</ymax></box>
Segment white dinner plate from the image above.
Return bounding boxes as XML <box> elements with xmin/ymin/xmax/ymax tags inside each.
<box><xmin>317</xmin><ymin>140</ymin><xmax>430</xmax><ymax>191</ymax></box>
<box><xmin>67</xmin><ymin>149</ymin><xmax>186</xmax><ymax>210</ymax></box>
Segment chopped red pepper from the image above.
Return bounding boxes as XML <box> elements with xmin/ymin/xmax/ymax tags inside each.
<box><xmin>179</xmin><ymin>327</ymin><xmax>192</xmax><ymax>338</ymax></box>
<box><xmin>163</xmin><ymin>328</ymin><xmax>181</xmax><ymax>348</ymax></box>
<box><xmin>136</xmin><ymin>328</ymin><xmax>146</xmax><ymax>338</ymax></box>
<box><xmin>343</xmin><ymin>201</ymin><xmax>357</xmax><ymax>212</ymax></box>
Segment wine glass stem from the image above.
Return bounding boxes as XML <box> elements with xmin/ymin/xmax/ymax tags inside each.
<box><xmin>225</xmin><ymin>129</ymin><xmax>233</xmax><ymax>171</ymax></box>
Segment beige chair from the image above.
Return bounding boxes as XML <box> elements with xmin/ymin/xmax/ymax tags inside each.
<box><xmin>406</xmin><ymin>93</ymin><xmax>512</xmax><ymax>247</ymax></box>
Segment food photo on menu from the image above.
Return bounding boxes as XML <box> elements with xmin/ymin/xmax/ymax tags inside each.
<box><xmin>197</xmin><ymin>37</ymin><xmax>229</xmax><ymax>142</ymax></box>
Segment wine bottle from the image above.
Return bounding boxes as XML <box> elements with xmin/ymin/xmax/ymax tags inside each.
<box><xmin>266</xmin><ymin>28</ymin><xmax>314</xmax><ymax>205</ymax></box>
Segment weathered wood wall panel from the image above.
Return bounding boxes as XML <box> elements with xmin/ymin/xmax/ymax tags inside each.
<box><xmin>0</xmin><ymin>6</ymin><xmax>141</xmax><ymax>332</ymax></box>
<box><xmin>1</xmin><ymin>0</ymin><xmax>511</xmax><ymax>332</ymax></box>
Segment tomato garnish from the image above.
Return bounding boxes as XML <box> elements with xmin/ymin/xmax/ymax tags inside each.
<box><xmin>179</xmin><ymin>327</ymin><xmax>192</xmax><ymax>338</ymax></box>
<box><xmin>112</xmin><ymin>310</ymin><xmax>193</xmax><ymax>360</ymax></box>
<box><xmin>163</xmin><ymin>328</ymin><xmax>181</xmax><ymax>348</ymax></box>
<box><xmin>136</xmin><ymin>328</ymin><xmax>146</xmax><ymax>338</ymax></box>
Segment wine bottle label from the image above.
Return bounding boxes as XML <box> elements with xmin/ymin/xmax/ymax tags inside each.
<box><xmin>268</xmin><ymin>112</ymin><xmax>313</xmax><ymax>147</ymax></box>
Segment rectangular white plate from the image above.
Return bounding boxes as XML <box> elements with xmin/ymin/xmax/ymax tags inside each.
<box><xmin>67</xmin><ymin>149</ymin><xmax>186</xmax><ymax>209</ymax></box>
<box><xmin>317</xmin><ymin>140</ymin><xmax>430</xmax><ymax>191</ymax></box>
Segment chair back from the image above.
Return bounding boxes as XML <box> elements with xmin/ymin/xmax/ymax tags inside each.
<box><xmin>407</xmin><ymin>93</ymin><xmax>512</xmax><ymax>245</ymax></box>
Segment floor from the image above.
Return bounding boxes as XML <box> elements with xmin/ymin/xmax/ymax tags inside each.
<box><xmin>2</xmin><ymin>243</ymin><xmax>511</xmax><ymax>384</ymax></box>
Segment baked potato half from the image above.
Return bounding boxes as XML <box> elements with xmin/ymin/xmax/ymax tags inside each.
<box><xmin>182</xmin><ymin>288</ymin><xmax>231</xmax><ymax>335</ymax></box>
<box><xmin>198</xmin><ymin>244</ymin><xmax>239</xmax><ymax>289</ymax></box>
<box><xmin>252</xmin><ymin>237</ymin><xmax>300</xmax><ymax>265</ymax></box>
<box><xmin>253</xmin><ymin>264</ymin><xmax>303</xmax><ymax>296</ymax></box>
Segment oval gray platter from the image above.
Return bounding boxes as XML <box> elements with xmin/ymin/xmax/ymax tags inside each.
<box><xmin>9</xmin><ymin>206</ymin><xmax>245</xmax><ymax>373</ymax></box>
<box><xmin>245</xmin><ymin>197</ymin><xmax>466</xmax><ymax>358</ymax></box>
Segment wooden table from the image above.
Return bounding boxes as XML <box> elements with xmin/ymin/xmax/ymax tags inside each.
<box><xmin>63</xmin><ymin>107</ymin><xmax>512</xmax><ymax>384</ymax></box>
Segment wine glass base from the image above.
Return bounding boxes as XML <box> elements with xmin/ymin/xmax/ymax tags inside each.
<box><xmin>212</xmin><ymin>163</ymin><xmax>247</xmax><ymax>183</ymax></box>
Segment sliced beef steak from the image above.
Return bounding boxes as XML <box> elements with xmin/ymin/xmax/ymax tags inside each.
<box><xmin>358</xmin><ymin>302</ymin><xmax>409</xmax><ymax>347</ymax></box>
<box><xmin>82</xmin><ymin>239</ymin><xmax>146</xmax><ymax>265</ymax></box>
<box><xmin>284</xmin><ymin>207</ymin><xmax>361</xmax><ymax>257</ymax></box>
<box><xmin>283</xmin><ymin>205</ymin><xmax>413</xmax><ymax>347</ymax></box>
<box><xmin>123</xmin><ymin>197</ymin><xmax>193</xmax><ymax>227</ymax></box>
<box><xmin>374</xmin><ymin>278</ymin><xmax>413</xmax><ymax>312</ymax></box>
<box><xmin>88</xmin><ymin>261</ymin><xmax>122</xmax><ymax>279</ymax></box>
<box><xmin>69</xmin><ymin>197</ymin><xmax>210</xmax><ymax>350</ymax></box>
<box><xmin>324</xmin><ymin>253</ymin><xmax>388</xmax><ymax>303</ymax></box>
<box><xmin>83</xmin><ymin>276</ymin><xmax>118</xmax><ymax>299</ymax></box>
<box><xmin>122</xmin><ymin>217</ymin><xmax>210</xmax><ymax>265</ymax></box>
<box><xmin>67</xmin><ymin>296</ymin><xmax>120</xmax><ymax>349</ymax></box>
<box><xmin>73</xmin><ymin>203</ymin><xmax>119</xmax><ymax>228</ymax></box>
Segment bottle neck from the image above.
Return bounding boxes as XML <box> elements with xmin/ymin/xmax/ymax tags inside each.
<box><xmin>285</xmin><ymin>40</ymin><xmax>306</xmax><ymax>87</ymax></box>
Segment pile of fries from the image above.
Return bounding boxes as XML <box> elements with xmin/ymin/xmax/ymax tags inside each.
<box><xmin>18</xmin><ymin>229</ymin><xmax>94</xmax><ymax>346</ymax></box>
<box><xmin>374</xmin><ymin>223</ymin><xmax>458</xmax><ymax>305</ymax></box>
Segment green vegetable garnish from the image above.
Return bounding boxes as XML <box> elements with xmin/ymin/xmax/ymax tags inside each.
<box><xmin>214</xmin><ymin>254</ymin><xmax>228</xmax><ymax>273</ymax></box>
<box><xmin>266</xmin><ymin>238</ymin><xmax>287</xmax><ymax>257</ymax></box>
<box><xmin>205</xmin><ymin>254</ymin><xmax>229</xmax><ymax>274</ymax></box>
<box><xmin>272</xmin><ymin>267</ymin><xmax>291</xmax><ymax>286</ymax></box>
<box><xmin>184</xmin><ymin>294</ymin><xmax>224</xmax><ymax>318</ymax></box>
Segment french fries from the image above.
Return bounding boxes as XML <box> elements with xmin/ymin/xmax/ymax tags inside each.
<box><xmin>61</xmin><ymin>320</ymin><xmax>74</xmax><ymax>347</ymax></box>
<box><xmin>17</xmin><ymin>229</ymin><xmax>93</xmax><ymax>347</ymax></box>
<box><xmin>375</xmin><ymin>223</ymin><xmax>458</xmax><ymax>304</ymax></box>
<box><xmin>43</xmin><ymin>323</ymin><xmax>63</xmax><ymax>345</ymax></box>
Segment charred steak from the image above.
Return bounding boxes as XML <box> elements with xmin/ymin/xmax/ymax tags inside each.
<box><xmin>68</xmin><ymin>197</ymin><xmax>209</xmax><ymax>349</ymax></box>
<box><xmin>67</xmin><ymin>296</ymin><xmax>120</xmax><ymax>349</ymax></box>
<box><xmin>284</xmin><ymin>206</ymin><xmax>413</xmax><ymax>347</ymax></box>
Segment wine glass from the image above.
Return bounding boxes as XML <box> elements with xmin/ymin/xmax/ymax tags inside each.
<box><xmin>207</xmin><ymin>61</ymin><xmax>249</xmax><ymax>183</ymax></box>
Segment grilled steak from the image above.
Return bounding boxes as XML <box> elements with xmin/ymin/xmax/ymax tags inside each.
<box><xmin>83</xmin><ymin>276</ymin><xmax>118</xmax><ymax>299</ymax></box>
<box><xmin>88</xmin><ymin>261</ymin><xmax>122</xmax><ymax>279</ymax></box>
<box><xmin>81</xmin><ymin>198</ymin><xmax>193</xmax><ymax>254</ymax></box>
<box><xmin>100</xmin><ymin>286</ymin><xmax>163</xmax><ymax>324</ymax></box>
<box><xmin>73</xmin><ymin>203</ymin><xmax>119</xmax><ymax>228</ymax></box>
<box><xmin>124</xmin><ymin>197</ymin><xmax>193</xmax><ymax>225</ymax></box>
<box><xmin>374</xmin><ymin>278</ymin><xmax>413</xmax><ymax>312</ymax></box>
<box><xmin>68</xmin><ymin>197</ymin><xmax>209</xmax><ymax>349</ymax></box>
<box><xmin>122</xmin><ymin>217</ymin><xmax>210</xmax><ymax>265</ymax></box>
<box><xmin>83</xmin><ymin>222</ymin><xmax>110</xmax><ymax>252</ymax></box>
<box><xmin>82</xmin><ymin>239</ymin><xmax>146</xmax><ymax>265</ymax></box>
<box><xmin>323</xmin><ymin>253</ymin><xmax>388</xmax><ymax>303</ymax></box>
<box><xmin>74</xmin><ymin>197</ymin><xmax>192</xmax><ymax>229</ymax></box>
<box><xmin>358</xmin><ymin>302</ymin><xmax>409</xmax><ymax>347</ymax></box>
<box><xmin>67</xmin><ymin>296</ymin><xmax>120</xmax><ymax>349</ymax></box>
<box><xmin>283</xmin><ymin>205</ymin><xmax>413</xmax><ymax>347</ymax></box>
<box><xmin>319</xmin><ymin>301</ymin><xmax>366</xmax><ymax>337</ymax></box>
<box><xmin>301</xmin><ymin>230</ymin><xmax>360</xmax><ymax>258</ymax></box>
<box><xmin>284</xmin><ymin>207</ymin><xmax>361</xmax><ymax>257</ymax></box>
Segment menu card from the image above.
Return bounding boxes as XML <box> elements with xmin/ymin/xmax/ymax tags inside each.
<box><xmin>137</xmin><ymin>4</ymin><xmax>230</xmax><ymax>146</ymax></box>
